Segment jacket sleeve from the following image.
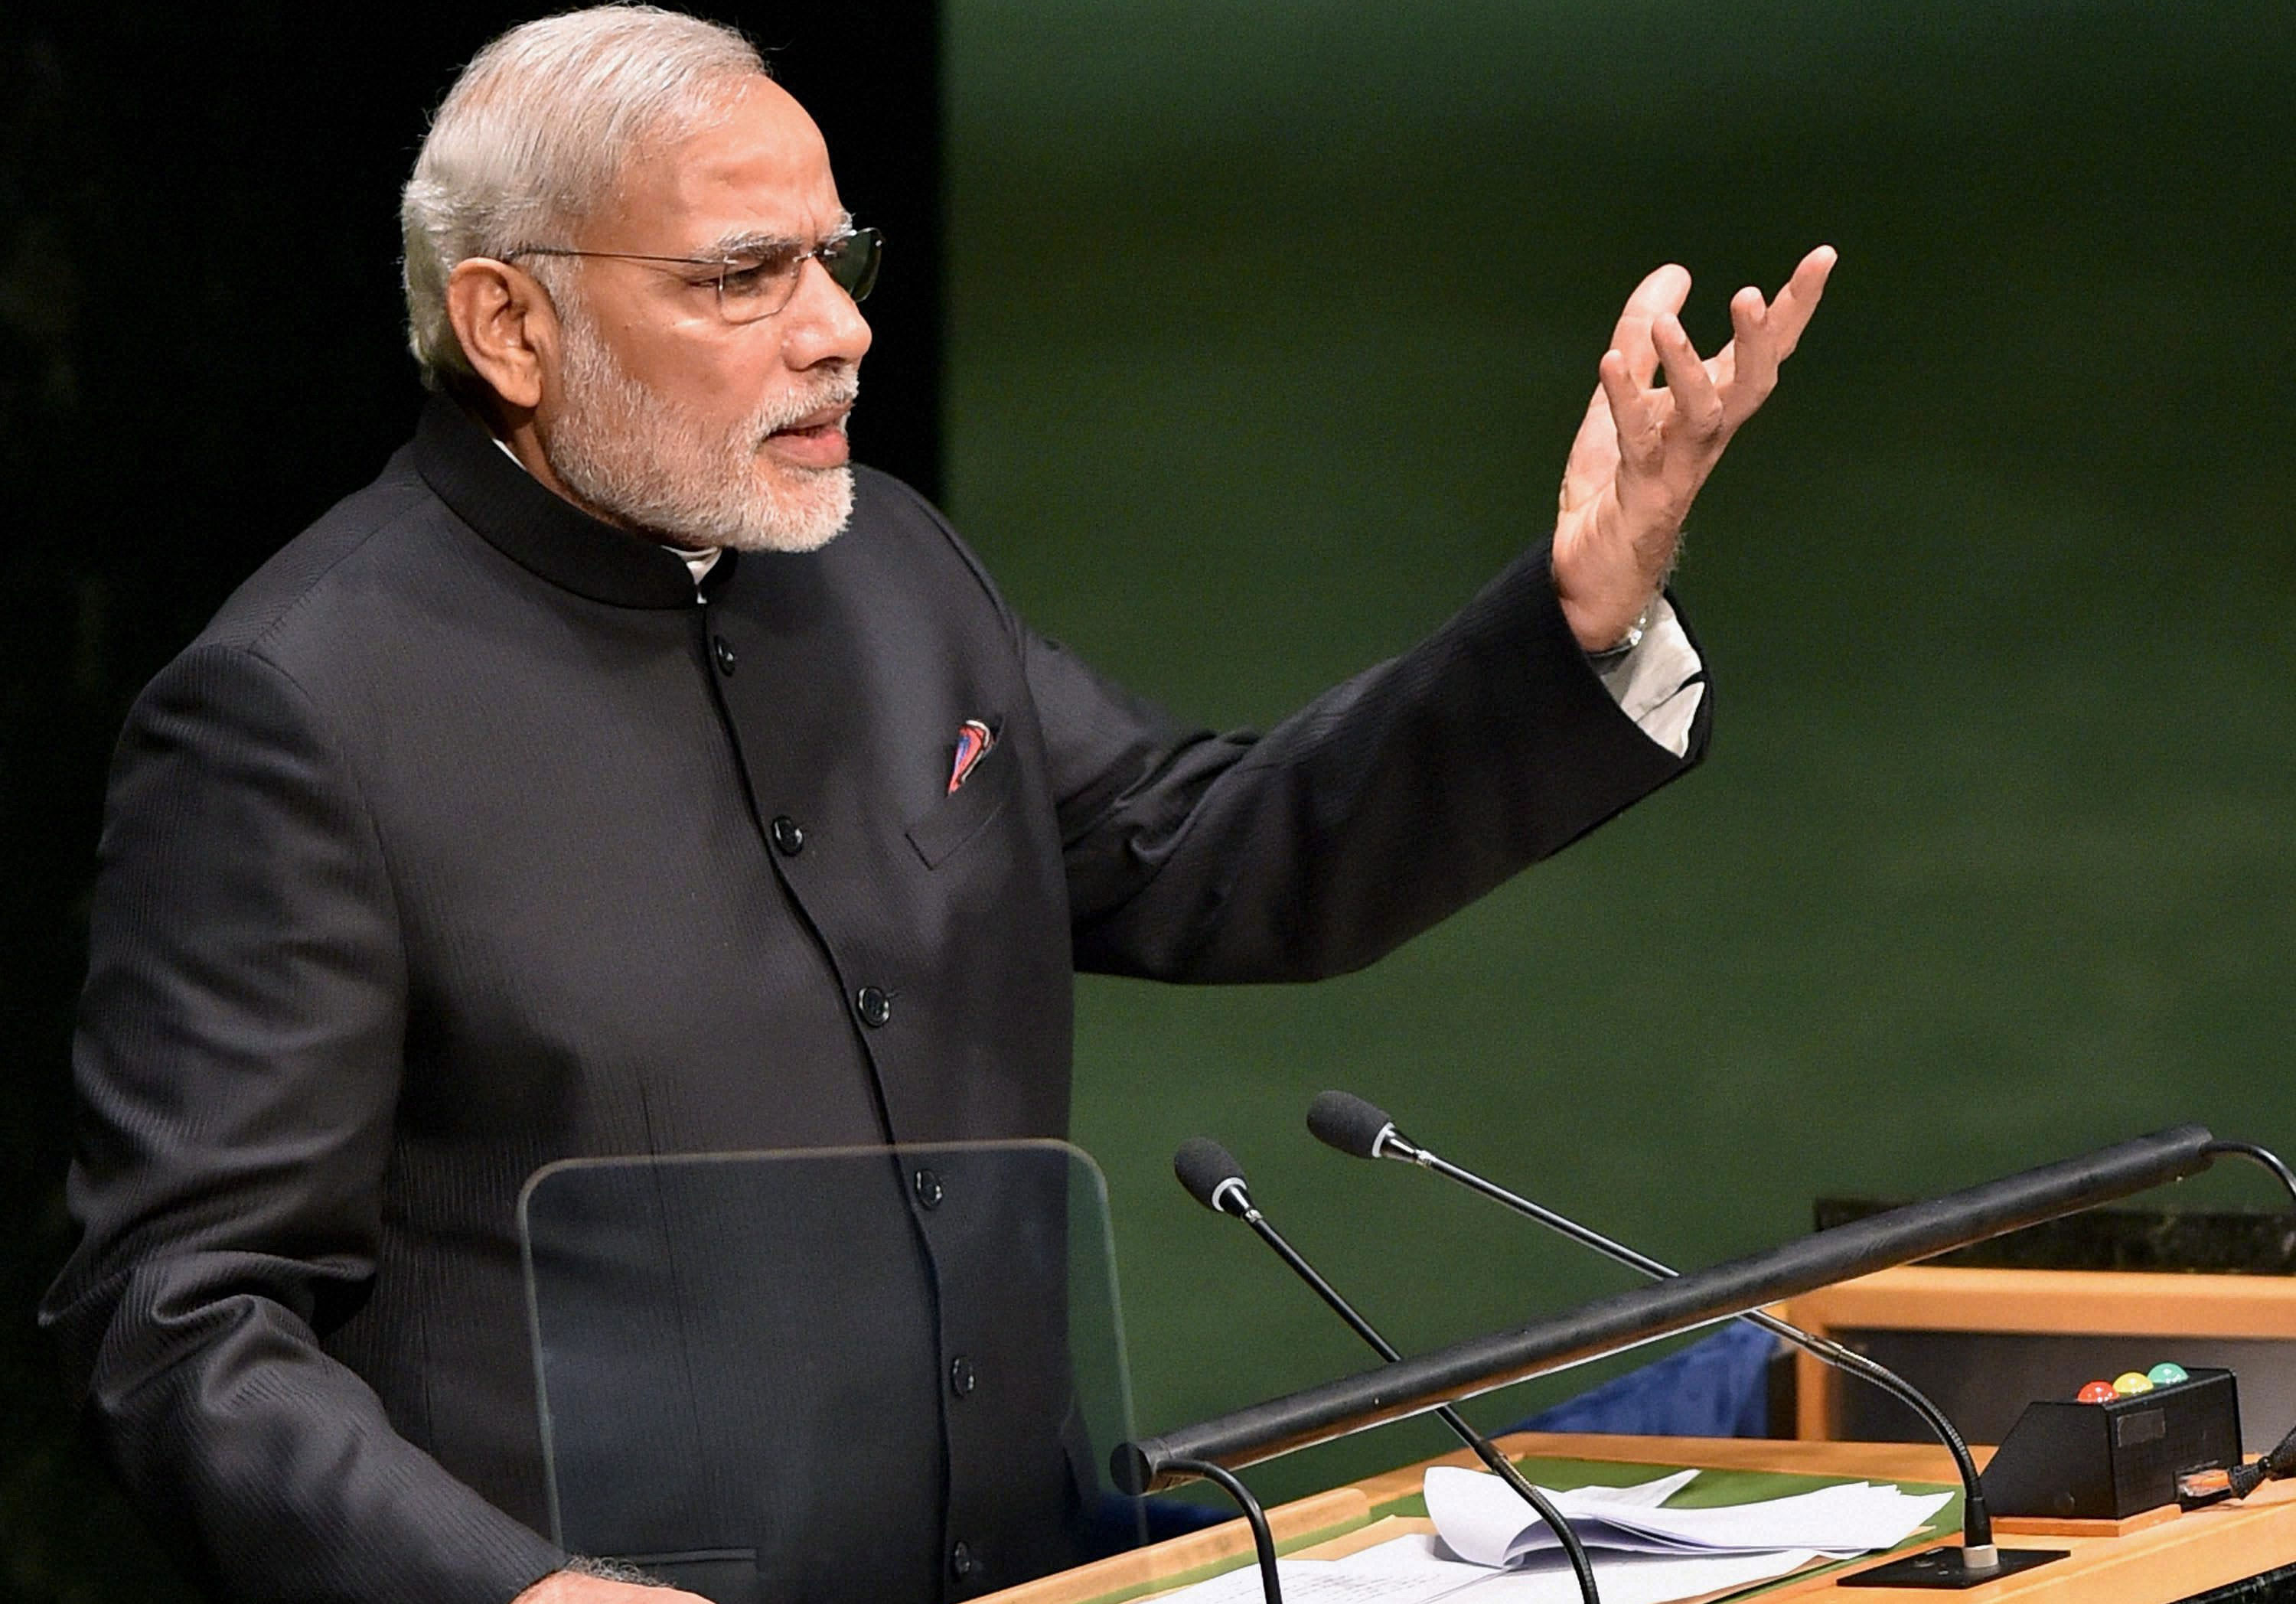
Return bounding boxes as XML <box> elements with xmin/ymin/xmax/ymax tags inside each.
<box><xmin>40</xmin><ymin>643</ymin><xmax>566</xmax><ymax>1604</ymax></box>
<box><xmin>1032</xmin><ymin>542</ymin><xmax>1711</xmax><ymax>982</ymax></box>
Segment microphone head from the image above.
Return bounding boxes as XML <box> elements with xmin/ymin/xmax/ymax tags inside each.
<box><xmin>1307</xmin><ymin>1090</ymin><xmax>1397</xmax><ymax>1160</ymax></box>
<box><xmin>1174</xmin><ymin>1137</ymin><xmax>1250</xmax><ymax>1214</ymax></box>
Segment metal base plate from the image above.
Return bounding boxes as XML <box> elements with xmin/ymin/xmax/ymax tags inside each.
<box><xmin>1838</xmin><ymin>1545</ymin><xmax>2069</xmax><ymax>1589</ymax></box>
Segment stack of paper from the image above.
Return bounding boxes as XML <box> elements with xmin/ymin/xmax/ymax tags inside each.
<box><xmin>1153</xmin><ymin>1467</ymin><xmax>1952</xmax><ymax>1604</ymax></box>
<box><xmin>1425</xmin><ymin>1465</ymin><xmax>1953</xmax><ymax>1565</ymax></box>
<box><xmin>1156</xmin><ymin>1544</ymin><xmax>1823</xmax><ymax>1604</ymax></box>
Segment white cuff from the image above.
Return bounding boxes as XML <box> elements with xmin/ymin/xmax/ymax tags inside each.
<box><xmin>1592</xmin><ymin>595</ymin><xmax>1704</xmax><ymax>759</ymax></box>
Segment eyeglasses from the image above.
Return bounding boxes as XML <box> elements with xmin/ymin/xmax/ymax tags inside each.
<box><xmin>507</xmin><ymin>226</ymin><xmax>882</xmax><ymax>324</ymax></box>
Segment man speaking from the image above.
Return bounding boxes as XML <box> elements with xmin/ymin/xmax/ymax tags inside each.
<box><xmin>42</xmin><ymin>7</ymin><xmax>1831</xmax><ymax>1602</ymax></box>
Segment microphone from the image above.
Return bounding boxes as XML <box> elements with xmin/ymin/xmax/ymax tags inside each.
<box><xmin>1135</xmin><ymin>1152</ymin><xmax>1296</xmax><ymax>1604</ymax></box>
<box><xmin>1123</xmin><ymin>1123</ymin><xmax>2219</xmax><ymax>1521</ymax></box>
<box><xmin>1307</xmin><ymin>1091</ymin><xmax>2042</xmax><ymax>1585</ymax></box>
<box><xmin>1174</xmin><ymin>1139</ymin><xmax>1603</xmax><ymax>1604</ymax></box>
<box><xmin>1174</xmin><ymin>1137</ymin><xmax>1254</xmax><ymax>1217</ymax></box>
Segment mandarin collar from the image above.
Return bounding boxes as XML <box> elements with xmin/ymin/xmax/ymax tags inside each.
<box><xmin>412</xmin><ymin>394</ymin><xmax>732</xmax><ymax>609</ymax></box>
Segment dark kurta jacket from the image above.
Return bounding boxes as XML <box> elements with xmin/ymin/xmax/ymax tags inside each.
<box><xmin>44</xmin><ymin>398</ymin><xmax>1707</xmax><ymax>1604</ymax></box>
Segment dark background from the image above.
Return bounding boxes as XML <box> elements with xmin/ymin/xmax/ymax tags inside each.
<box><xmin>0</xmin><ymin>5</ymin><xmax>940</xmax><ymax>1596</ymax></box>
<box><xmin>7</xmin><ymin>1</ymin><xmax>2295</xmax><ymax>1597</ymax></box>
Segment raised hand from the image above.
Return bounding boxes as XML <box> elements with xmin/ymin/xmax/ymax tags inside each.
<box><xmin>1551</xmin><ymin>246</ymin><xmax>1836</xmax><ymax>652</ymax></box>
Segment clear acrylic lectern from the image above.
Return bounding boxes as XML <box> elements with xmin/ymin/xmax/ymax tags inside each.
<box><xmin>520</xmin><ymin>1140</ymin><xmax>1146</xmax><ymax>1602</ymax></box>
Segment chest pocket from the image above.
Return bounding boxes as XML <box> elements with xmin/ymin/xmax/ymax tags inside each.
<box><xmin>905</xmin><ymin>733</ymin><xmax>1019</xmax><ymax>869</ymax></box>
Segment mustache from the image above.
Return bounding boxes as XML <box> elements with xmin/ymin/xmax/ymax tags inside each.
<box><xmin>753</xmin><ymin>369</ymin><xmax>860</xmax><ymax>440</ymax></box>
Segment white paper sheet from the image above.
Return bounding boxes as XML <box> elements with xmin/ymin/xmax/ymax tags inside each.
<box><xmin>1149</xmin><ymin>1466</ymin><xmax>1946</xmax><ymax>1604</ymax></box>
<box><xmin>1153</xmin><ymin>1555</ymin><xmax>1478</xmax><ymax>1604</ymax></box>
<box><xmin>1424</xmin><ymin>1466</ymin><xmax>1952</xmax><ymax>1563</ymax></box>
<box><xmin>1361</xmin><ymin>1535</ymin><xmax>1818</xmax><ymax>1604</ymax></box>
<box><xmin>1153</xmin><ymin>1533</ymin><xmax>1815</xmax><ymax>1604</ymax></box>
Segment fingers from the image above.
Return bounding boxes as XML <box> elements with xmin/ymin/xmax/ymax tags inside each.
<box><xmin>1590</xmin><ymin>246</ymin><xmax>1833</xmax><ymax>479</ymax></box>
<box><xmin>1720</xmin><ymin>285</ymin><xmax>1776</xmax><ymax>422</ymax></box>
<box><xmin>1621</xmin><ymin>262</ymin><xmax>1694</xmax><ymax>323</ymax></box>
<box><xmin>1706</xmin><ymin>245</ymin><xmax>1835</xmax><ymax>425</ymax></box>
<box><xmin>1596</xmin><ymin>347</ymin><xmax>1653</xmax><ymax>461</ymax></box>
<box><xmin>1762</xmin><ymin>244</ymin><xmax>1837</xmax><ymax>360</ymax></box>
<box><xmin>1652</xmin><ymin>315</ymin><xmax>1724</xmax><ymax>440</ymax></box>
<box><xmin>1607</xmin><ymin>263</ymin><xmax>1691</xmax><ymax>389</ymax></box>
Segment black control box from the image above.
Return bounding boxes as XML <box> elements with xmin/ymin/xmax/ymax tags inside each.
<box><xmin>1981</xmin><ymin>1368</ymin><xmax>2242</xmax><ymax>1520</ymax></box>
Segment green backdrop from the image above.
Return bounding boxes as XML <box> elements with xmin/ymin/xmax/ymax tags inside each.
<box><xmin>941</xmin><ymin>0</ymin><xmax>2296</xmax><ymax>1505</ymax></box>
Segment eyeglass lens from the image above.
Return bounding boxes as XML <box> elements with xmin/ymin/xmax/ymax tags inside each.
<box><xmin>719</xmin><ymin>229</ymin><xmax>882</xmax><ymax>321</ymax></box>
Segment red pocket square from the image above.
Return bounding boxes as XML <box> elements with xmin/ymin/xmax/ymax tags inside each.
<box><xmin>947</xmin><ymin>719</ymin><xmax>996</xmax><ymax>793</ymax></box>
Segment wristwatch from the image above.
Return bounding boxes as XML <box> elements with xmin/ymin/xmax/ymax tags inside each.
<box><xmin>1587</xmin><ymin>603</ymin><xmax>1652</xmax><ymax>664</ymax></box>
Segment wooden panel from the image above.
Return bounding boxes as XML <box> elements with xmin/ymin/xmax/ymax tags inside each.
<box><xmin>1288</xmin><ymin>1515</ymin><xmax>1433</xmax><ymax>1560</ymax></box>
<box><xmin>1780</xmin><ymin>1267</ymin><xmax>2296</xmax><ymax>1443</ymax></box>
<box><xmin>978</xmin><ymin>1487</ymin><xmax>1368</xmax><ymax>1604</ymax></box>
<box><xmin>1786</xmin><ymin>1267</ymin><xmax>2296</xmax><ymax>1339</ymax></box>
<box><xmin>1345</xmin><ymin>1430</ymin><xmax>1988</xmax><ymax>1508</ymax></box>
<box><xmin>1993</xmin><ymin>1503</ymin><xmax>2181</xmax><ymax>1538</ymax></box>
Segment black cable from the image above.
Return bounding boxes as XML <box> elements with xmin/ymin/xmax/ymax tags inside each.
<box><xmin>2203</xmin><ymin>1139</ymin><xmax>2296</xmax><ymax>1212</ymax></box>
<box><xmin>1242</xmin><ymin>1214</ymin><xmax>1603</xmax><ymax>1604</ymax></box>
<box><xmin>2216</xmin><ymin>1419</ymin><xmax>2296</xmax><ymax>1501</ymax></box>
<box><xmin>1172</xmin><ymin>1137</ymin><xmax>1602</xmax><ymax>1602</ymax></box>
<box><xmin>2265</xmin><ymin>1423</ymin><xmax>2296</xmax><ymax>1477</ymax></box>
<box><xmin>2169</xmin><ymin>1141</ymin><xmax>2294</xmax><ymax>1506</ymax></box>
<box><xmin>1303</xmin><ymin>1091</ymin><xmax>2005</xmax><ymax>1570</ymax></box>
<box><xmin>1166</xmin><ymin>1457</ymin><xmax>1283</xmax><ymax>1604</ymax></box>
<box><xmin>1406</xmin><ymin>1146</ymin><xmax>2000</xmax><ymax>1563</ymax></box>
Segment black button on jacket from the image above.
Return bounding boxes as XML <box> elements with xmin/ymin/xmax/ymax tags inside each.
<box><xmin>44</xmin><ymin>397</ymin><xmax>1708</xmax><ymax>1603</ymax></box>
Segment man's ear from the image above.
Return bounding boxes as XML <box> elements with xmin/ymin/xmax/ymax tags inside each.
<box><xmin>445</xmin><ymin>258</ymin><xmax>557</xmax><ymax>411</ymax></box>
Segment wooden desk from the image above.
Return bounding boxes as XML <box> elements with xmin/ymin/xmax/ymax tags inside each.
<box><xmin>982</xmin><ymin>1433</ymin><xmax>2296</xmax><ymax>1603</ymax></box>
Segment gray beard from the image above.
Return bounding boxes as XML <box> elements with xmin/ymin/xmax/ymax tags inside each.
<box><xmin>541</xmin><ymin>300</ymin><xmax>857</xmax><ymax>554</ymax></box>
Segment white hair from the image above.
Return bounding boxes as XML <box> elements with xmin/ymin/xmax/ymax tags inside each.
<box><xmin>400</xmin><ymin>5</ymin><xmax>765</xmax><ymax>390</ymax></box>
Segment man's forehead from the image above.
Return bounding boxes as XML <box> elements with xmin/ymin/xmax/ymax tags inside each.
<box><xmin>597</xmin><ymin>75</ymin><xmax>844</xmax><ymax>249</ymax></box>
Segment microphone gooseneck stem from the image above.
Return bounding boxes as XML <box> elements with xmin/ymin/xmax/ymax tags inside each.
<box><xmin>1240</xmin><ymin>1211</ymin><xmax>1402</xmax><ymax>1362</ymax></box>
<box><xmin>2189</xmin><ymin>1144</ymin><xmax>2296</xmax><ymax>1511</ymax></box>
<box><xmin>2203</xmin><ymin>1139</ymin><xmax>2296</xmax><ymax>1211</ymax></box>
<box><xmin>1241</xmin><ymin>1208</ymin><xmax>1603</xmax><ymax>1604</ymax></box>
<box><xmin>1401</xmin><ymin>1142</ymin><xmax>1998</xmax><ymax>1562</ymax></box>
<box><xmin>1166</xmin><ymin>1456</ymin><xmax>1283</xmax><ymax>1604</ymax></box>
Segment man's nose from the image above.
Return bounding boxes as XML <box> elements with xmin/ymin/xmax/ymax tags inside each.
<box><xmin>779</xmin><ymin>256</ymin><xmax>873</xmax><ymax>369</ymax></box>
